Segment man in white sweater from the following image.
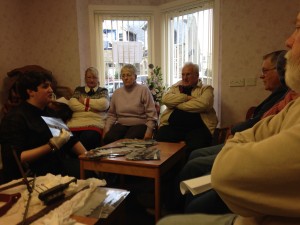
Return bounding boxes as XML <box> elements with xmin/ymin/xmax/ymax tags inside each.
<box><xmin>157</xmin><ymin>11</ymin><xmax>300</xmax><ymax>225</ymax></box>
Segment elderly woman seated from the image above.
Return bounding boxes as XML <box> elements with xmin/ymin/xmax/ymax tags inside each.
<box><xmin>102</xmin><ymin>64</ymin><xmax>157</xmax><ymax>144</ymax></box>
<box><xmin>67</xmin><ymin>67</ymin><xmax>109</xmax><ymax>150</ymax></box>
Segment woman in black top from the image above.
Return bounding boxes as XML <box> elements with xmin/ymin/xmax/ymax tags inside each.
<box><xmin>0</xmin><ymin>71</ymin><xmax>87</xmax><ymax>183</ymax></box>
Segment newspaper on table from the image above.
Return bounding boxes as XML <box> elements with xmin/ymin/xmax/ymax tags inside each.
<box><xmin>85</xmin><ymin>139</ymin><xmax>160</xmax><ymax>160</ymax></box>
<box><xmin>125</xmin><ymin>147</ymin><xmax>160</xmax><ymax>160</ymax></box>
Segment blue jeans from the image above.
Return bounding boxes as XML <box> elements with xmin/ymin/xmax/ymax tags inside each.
<box><xmin>185</xmin><ymin>189</ymin><xmax>231</xmax><ymax>214</ymax></box>
<box><xmin>165</xmin><ymin>144</ymin><xmax>225</xmax><ymax>213</ymax></box>
<box><xmin>182</xmin><ymin>144</ymin><xmax>230</xmax><ymax>214</ymax></box>
<box><xmin>180</xmin><ymin>144</ymin><xmax>224</xmax><ymax>182</ymax></box>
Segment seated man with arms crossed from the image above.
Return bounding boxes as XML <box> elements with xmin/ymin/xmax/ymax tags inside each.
<box><xmin>156</xmin><ymin>62</ymin><xmax>218</xmax><ymax>156</ymax></box>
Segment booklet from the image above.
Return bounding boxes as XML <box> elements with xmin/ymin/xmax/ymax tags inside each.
<box><xmin>41</xmin><ymin>116</ymin><xmax>73</xmax><ymax>137</ymax></box>
<box><xmin>180</xmin><ymin>174</ymin><xmax>212</xmax><ymax>196</ymax></box>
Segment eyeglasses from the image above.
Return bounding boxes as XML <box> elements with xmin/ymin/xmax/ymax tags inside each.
<box><xmin>121</xmin><ymin>74</ymin><xmax>133</xmax><ymax>79</ymax></box>
<box><xmin>261</xmin><ymin>67</ymin><xmax>276</xmax><ymax>75</ymax></box>
<box><xmin>182</xmin><ymin>73</ymin><xmax>195</xmax><ymax>78</ymax></box>
<box><xmin>86</xmin><ymin>76</ymin><xmax>98</xmax><ymax>80</ymax></box>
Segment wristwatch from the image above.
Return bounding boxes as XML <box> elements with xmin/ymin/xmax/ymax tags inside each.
<box><xmin>48</xmin><ymin>142</ymin><xmax>57</xmax><ymax>152</ymax></box>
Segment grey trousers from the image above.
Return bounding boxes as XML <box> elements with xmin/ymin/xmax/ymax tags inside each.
<box><xmin>157</xmin><ymin>214</ymin><xmax>236</xmax><ymax>225</ymax></box>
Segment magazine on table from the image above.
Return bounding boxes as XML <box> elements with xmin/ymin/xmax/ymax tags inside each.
<box><xmin>119</xmin><ymin>139</ymin><xmax>157</xmax><ymax>148</ymax></box>
<box><xmin>84</xmin><ymin>139</ymin><xmax>159</xmax><ymax>160</ymax></box>
<box><xmin>85</xmin><ymin>147</ymin><xmax>134</xmax><ymax>159</ymax></box>
<box><xmin>180</xmin><ymin>174</ymin><xmax>212</xmax><ymax>196</ymax></box>
<box><xmin>125</xmin><ymin>147</ymin><xmax>160</xmax><ymax>160</ymax></box>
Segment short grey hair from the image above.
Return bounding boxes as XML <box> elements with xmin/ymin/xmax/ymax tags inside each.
<box><xmin>121</xmin><ymin>64</ymin><xmax>137</xmax><ymax>75</ymax></box>
<box><xmin>183</xmin><ymin>62</ymin><xmax>200</xmax><ymax>75</ymax></box>
<box><xmin>263</xmin><ymin>50</ymin><xmax>286</xmax><ymax>66</ymax></box>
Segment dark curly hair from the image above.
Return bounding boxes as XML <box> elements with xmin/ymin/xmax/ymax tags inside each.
<box><xmin>17</xmin><ymin>71</ymin><xmax>54</xmax><ymax>100</ymax></box>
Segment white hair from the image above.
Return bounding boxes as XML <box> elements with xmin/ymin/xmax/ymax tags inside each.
<box><xmin>285</xmin><ymin>51</ymin><xmax>300</xmax><ymax>92</ymax></box>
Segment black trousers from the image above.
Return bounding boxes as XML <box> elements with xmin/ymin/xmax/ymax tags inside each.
<box><xmin>163</xmin><ymin>144</ymin><xmax>224</xmax><ymax>213</ymax></box>
<box><xmin>72</xmin><ymin>130</ymin><xmax>101</xmax><ymax>150</ymax></box>
<box><xmin>155</xmin><ymin>124</ymin><xmax>212</xmax><ymax>156</ymax></box>
<box><xmin>103</xmin><ymin>123</ymin><xmax>147</xmax><ymax>145</ymax></box>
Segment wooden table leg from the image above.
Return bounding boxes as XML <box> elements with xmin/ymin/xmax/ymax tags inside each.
<box><xmin>154</xmin><ymin>173</ymin><xmax>160</xmax><ymax>222</ymax></box>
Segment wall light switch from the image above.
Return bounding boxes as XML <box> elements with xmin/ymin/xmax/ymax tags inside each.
<box><xmin>229</xmin><ymin>78</ymin><xmax>245</xmax><ymax>87</ymax></box>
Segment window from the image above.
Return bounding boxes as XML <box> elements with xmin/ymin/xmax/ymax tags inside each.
<box><xmin>103</xmin><ymin>29</ymin><xmax>116</xmax><ymax>50</ymax></box>
<box><xmin>163</xmin><ymin>1</ymin><xmax>214</xmax><ymax>86</ymax></box>
<box><xmin>93</xmin><ymin>13</ymin><xmax>151</xmax><ymax>96</ymax></box>
<box><xmin>119</xmin><ymin>33</ymin><xmax>123</xmax><ymax>41</ymax></box>
<box><xmin>90</xmin><ymin>2</ymin><xmax>219</xmax><ymax>115</ymax></box>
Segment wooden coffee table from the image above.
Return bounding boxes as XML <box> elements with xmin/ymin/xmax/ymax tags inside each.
<box><xmin>79</xmin><ymin>140</ymin><xmax>186</xmax><ymax>222</ymax></box>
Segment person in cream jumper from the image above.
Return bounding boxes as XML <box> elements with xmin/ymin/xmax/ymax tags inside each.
<box><xmin>157</xmin><ymin>11</ymin><xmax>300</xmax><ymax>225</ymax></box>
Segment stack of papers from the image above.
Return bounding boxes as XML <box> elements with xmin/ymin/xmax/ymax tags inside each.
<box><xmin>120</xmin><ymin>139</ymin><xmax>157</xmax><ymax>148</ymax></box>
<box><xmin>125</xmin><ymin>148</ymin><xmax>160</xmax><ymax>160</ymax></box>
<box><xmin>85</xmin><ymin>147</ymin><xmax>133</xmax><ymax>159</ymax></box>
<box><xmin>84</xmin><ymin>139</ymin><xmax>159</xmax><ymax>160</ymax></box>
